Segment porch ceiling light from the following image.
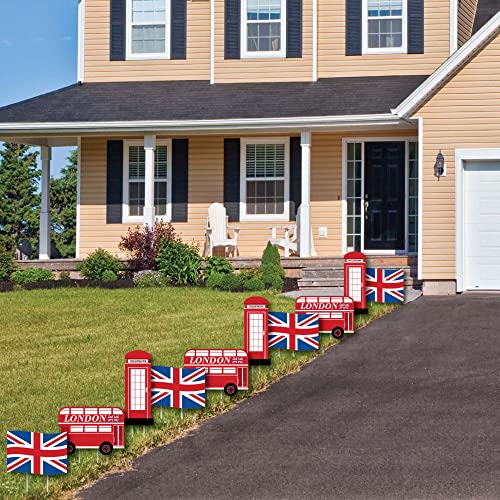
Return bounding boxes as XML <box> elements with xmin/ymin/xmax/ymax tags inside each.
<box><xmin>435</xmin><ymin>150</ymin><xmax>446</xmax><ymax>177</ymax></box>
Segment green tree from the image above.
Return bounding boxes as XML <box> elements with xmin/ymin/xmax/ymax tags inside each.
<box><xmin>50</xmin><ymin>149</ymin><xmax>78</xmax><ymax>258</ymax></box>
<box><xmin>0</xmin><ymin>143</ymin><xmax>40</xmax><ymax>255</ymax></box>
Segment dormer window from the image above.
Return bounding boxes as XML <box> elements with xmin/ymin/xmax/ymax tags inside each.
<box><xmin>126</xmin><ymin>0</ymin><xmax>171</xmax><ymax>59</ymax></box>
<box><xmin>241</xmin><ymin>0</ymin><xmax>287</xmax><ymax>58</ymax></box>
<box><xmin>362</xmin><ymin>0</ymin><xmax>407</xmax><ymax>54</ymax></box>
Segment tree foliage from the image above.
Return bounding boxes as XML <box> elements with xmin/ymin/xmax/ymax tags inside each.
<box><xmin>0</xmin><ymin>143</ymin><xmax>40</xmax><ymax>255</ymax></box>
<box><xmin>50</xmin><ymin>149</ymin><xmax>78</xmax><ymax>257</ymax></box>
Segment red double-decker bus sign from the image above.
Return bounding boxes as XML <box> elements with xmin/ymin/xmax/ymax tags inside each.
<box><xmin>186</xmin><ymin>355</ymin><xmax>245</xmax><ymax>365</ymax></box>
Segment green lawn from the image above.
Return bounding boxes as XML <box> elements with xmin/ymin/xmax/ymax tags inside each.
<box><xmin>0</xmin><ymin>288</ymin><xmax>397</xmax><ymax>499</ymax></box>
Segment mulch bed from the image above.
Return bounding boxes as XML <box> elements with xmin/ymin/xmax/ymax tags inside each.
<box><xmin>0</xmin><ymin>279</ymin><xmax>134</xmax><ymax>292</ymax></box>
<box><xmin>283</xmin><ymin>278</ymin><xmax>299</xmax><ymax>293</ymax></box>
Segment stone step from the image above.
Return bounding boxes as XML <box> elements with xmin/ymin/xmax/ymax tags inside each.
<box><xmin>301</xmin><ymin>267</ymin><xmax>344</xmax><ymax>280</ymax></box>
<box><xmin>298</xmin><ymin>278</ymin><xmax>345</xmax><ymax>289</ymax></box>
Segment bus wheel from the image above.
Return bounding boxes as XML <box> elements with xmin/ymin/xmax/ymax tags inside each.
<box><xmin>99</xmin><ymin>442</ymin><xmax>113</xmax><ymax>455</ymax></box>
<box><xmin>224</xmin><ymin>383</ymin><xmax>238</xmax><ymax>396</ymax></box>
<box><xmin>332</xmin><ymin>327</ymin><xmax>344</xmax><ymax>339</ymax></box>
<box><xmin>67</xmin><ymin>442</ymin><xmax>76</xmax><ymax>455</ymax></box>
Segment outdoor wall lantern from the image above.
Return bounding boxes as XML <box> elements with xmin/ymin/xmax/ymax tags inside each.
<box><xmin>435</xmin><ymin>150</ymin><xmax>446</xmax><ymax>177</ymax></box>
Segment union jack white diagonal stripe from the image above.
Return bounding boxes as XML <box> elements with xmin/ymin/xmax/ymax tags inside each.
<box><xmin>366</xmin><ymin>268</ymin><xmax>405</xmax><ymax>303</ymax></box>
<box><xmin>151</xmin><ymin>366</ymin><xmax>206</xmax><ymax>409</ymax></box>
<box><xmin>268</xmin><ymin>313</ymin><xmax>320</xmax><ymax>351</ymax></box>
<box><xmin>6</xmin><ymin>431</ymin><xmax>67</xmax><ymax>475</ymax></box>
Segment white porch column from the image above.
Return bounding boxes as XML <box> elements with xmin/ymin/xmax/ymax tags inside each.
<box><xmin>143</xmin><ymin>135</ymin><xmax>156</xmax><ymax>227</ymax></box>
<box><xmin>300</xmin><ymin>130</ymin><xmax>312</xmax><ymax>257</ymax></box>
<box><xmin>39</xmin><ymin>146</ymin><xmax>52</xmax><ymax>260</ymax></box>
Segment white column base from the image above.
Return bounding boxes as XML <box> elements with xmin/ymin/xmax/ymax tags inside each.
<box><xmin>39</xmin><ymin>211</ymin><xmax>51</xmax><ymax>260</ymax></box>
<box><xmin>143</xmin><ymin>206</ymin><xmax>155</xmax><ymax>228</ymax></box>
<box><xmin>299</xmin><ymin>204</ymin><xmax>311</xmax><ymax>258</ymax></box>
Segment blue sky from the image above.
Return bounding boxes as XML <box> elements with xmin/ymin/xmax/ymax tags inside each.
<box><xmin>0</xmin><ymin>1</ymin><xmax>79</xmax><ymax>176</ymax></box>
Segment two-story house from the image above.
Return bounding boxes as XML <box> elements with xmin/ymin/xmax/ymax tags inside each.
<box><xmin>0</xmin><ymin>0</ymin><xmax>498</xmax><ymax>294</ymax></box>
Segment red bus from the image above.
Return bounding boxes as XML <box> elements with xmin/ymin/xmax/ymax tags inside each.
<box><xmin>58</xmin><ymin>407</ymin><xmax>125</xmax><ymax>455</ymax></box>
<box><xmin>296</xmin><ymin>296</ymin><xmax>354</xmax><ymax>338</ymax></box>
<box><xmin>184</xmin><ymin>349</ymin><xmax>248</xmax><ymax>396</ymax></box>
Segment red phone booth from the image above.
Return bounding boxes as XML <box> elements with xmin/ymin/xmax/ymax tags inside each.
<box><xmin>125</xmin><ymin>350</ymin><xmax>154</xmax><ymax>425</ymax></box>
<box><xmin>244</xmin><ymin>296</ymin><xmax>270</xmax><ymax>365</ymax></box>
<box><xmin>344</xmin><ymin>252</ymin><xmax>368</xmax><ymax>314</ymax></box>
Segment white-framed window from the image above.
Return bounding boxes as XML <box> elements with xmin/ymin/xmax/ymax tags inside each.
<box><xmin>126</xmin><ymin>0</ymin><xmax>170</xmax><ymax>60</ymax></box>
<box><xmin>240</xmin><ymin>138</ymin><xmax>290</xmax><ymax>221</ymax></box>
<box><xmin>123</xmin><ymin>140</ymin><xmax>172</xmax><ymax>223</ymax></box>
<box><xmin>241</xmin><ymin>0</ymin><xmax>287</xmax><ymax>58</ymax></box>
<box><xmin>362</xmin><ymin>0</ymin><xmax>407</xmax><ymax>54</ymax></box>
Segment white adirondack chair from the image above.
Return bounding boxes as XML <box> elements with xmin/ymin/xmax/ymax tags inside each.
<box><xmin>205</xmin><ymin>202</ymin><xmax>240</xmax><ymax>257</ymax></box>
<box><xmin>268</xmin><ymin>205</ymin><xmax>316</xmax><ymax>257</ymax></box>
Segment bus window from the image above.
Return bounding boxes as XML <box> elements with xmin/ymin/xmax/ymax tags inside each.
<box><xmin>70</xmin><ymin>426</ymin><xmax>84</xmax><ymax>433</ymax></box>
<box><xmin>99</xmin><ymin>426</ymin><xmax>112</xmax><ymax>433</ymax></box>
<box><xmin>85</xmin><ymin>426</ymin><xmax>98</xmax><ymax>433</ymax></box>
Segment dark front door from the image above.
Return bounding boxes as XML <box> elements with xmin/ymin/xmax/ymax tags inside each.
<box><xmin>364</xmin><ymin>142</ymin><xmax>406</xmax><ymax>250</ymax></box>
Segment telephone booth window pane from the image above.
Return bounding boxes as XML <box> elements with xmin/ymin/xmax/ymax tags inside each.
<box><xmin>249</xmin><ymin>312</ymin><xmax>264</xmax><ymax>352</ymax></box>
<box><xmin>346</xmin><ymin>142</ymin><xmax>362</xmax><ymax>251</ymax></box>
<box><xmin>348</xmin><ymin>267</ymin><xmax>362</xmax><ymax>302</ymax></box>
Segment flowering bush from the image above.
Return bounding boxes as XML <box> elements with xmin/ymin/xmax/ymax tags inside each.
<box><xmin>119</xmin><ymin>221</ymin><xmax>178</xmax><ymax>271</ymax></box>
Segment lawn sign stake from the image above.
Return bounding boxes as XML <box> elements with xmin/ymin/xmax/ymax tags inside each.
<box><xmin>268</xmin><ymin>313</ymin><xmax>320</xmax><ymax>351</ymax></box>
<box><xmin>184</xmin><ymin>349</ymin><xmax>249</xmax><ymax>396</ymax></box>
<box><xmin>151</xmin><ymin>366</ymin><xmax>206</xmax><ymax>420</ymax></box>
<box><xmin>344</xmin><ymin>251</ymin><xmax>368</xmax><ymax>313</ymax></box>
<box><xmin>295</xmin><ymin>296</ymin><xmax>355</xmax><ymax>339</ymax></box>
<box><xmin>58</xmin><ymin>407</ymin><xmax>125</xmax><ymax>456</ymax></box>
<box><xmin>125</xmin><ymin>350</ymin><xmax>154</xmax><ymax>425</ymax></box>
<box><xmin>366</xmin><ymin>268</ymin><xmax>405</xmax><ymax>303</ymax></box>
<box><xmin>7</xmin><ymin>430</ymin><xmax>68</xmax><ymax>493</ymax></box>
<box><xmin>244</xmin><ymin>296</ymin><xmax>271</xmax><ymax>365</ymax></box>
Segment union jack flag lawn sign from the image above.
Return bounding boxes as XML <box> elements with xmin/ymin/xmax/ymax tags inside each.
<box><xmin>366</xmin><ymin>268</ymin><xmax>405</xmax><ymax>303</ymax></box>
<box><xmin>151</xmin><ymin>366</ymin><xmax>206</xmax><ymax>409</ymax></box>
<box><xmin>268</xmin><ymin>313</ymin><xmax>320</xmax><ymax>351</ymax></box>
<box><xmin>6</xmin><ymin>431</ymin><xmax>67</xmax><ymax>475</ymax></box>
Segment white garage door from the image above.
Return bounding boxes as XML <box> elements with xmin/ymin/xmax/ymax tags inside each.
<box><xmin>464</xmin><ymin>161</ymin><xmax>500</xmax><ymax>290</ymax></box>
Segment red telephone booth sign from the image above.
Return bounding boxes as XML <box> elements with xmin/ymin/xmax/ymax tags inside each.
<box><xmin>244</xmin><ymin>296</ymin><xmax>270</xmax><ymax>365</ymax></box>
<box><xmin>125</xmin><ymin>350</ymin><xmax>154</xmax><ymax>425</ymax></box>
<box><xmin>344</xmin><ymin>251</ymin><xmax>368</xmax><ymax>313</ymax></box>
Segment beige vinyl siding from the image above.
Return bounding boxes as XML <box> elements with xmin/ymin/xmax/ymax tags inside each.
<box><xmin>457</xmin><ymin>0</ymin><xmax>479</xmax><ymax>47</ymax></box>
<box><xmin>79</xmin><ymin>129</ymin><xmax>415</xmax><ymax>258</ymax></box>
<box><xmin>318</xmin><ymin>0</ymin><xmax>450</xmax><ymax>78</ymax></box>
<box><xmin>415</xmin><ymin>33</ymin><xmax>500</xmax><ymax>280</ymax></box>
<box><xmin>84</xmin><ymin>0</ymin><xmax>211</xmax><ymax>82</ymax></box>
<box><xmin>213</xmin><ymin>0</ymin><xmax>313</xmax><ymax>82</ymax></box>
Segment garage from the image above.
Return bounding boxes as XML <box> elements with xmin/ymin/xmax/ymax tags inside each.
<box><xmin>464</xmin><ymin>161</ymin><xmax>500</xmax><ymax>290</ymax></box>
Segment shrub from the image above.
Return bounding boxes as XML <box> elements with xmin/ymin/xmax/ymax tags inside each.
<box><xmin>218</xmin><ymin>273</ymin><xmax>242</xmax><ymax>291</ymax></box>
<box><xmin>0</xmin><ymin>255</ymin><xmax>16</xmax><ymax>282</ymax></box>
<box><xmin>59</xmin><ymin>271</ymin><xmax>71</xmax><ymax>281</ymax></box>
<box><xmin>261</xmin><ymin>272</ymin><xmax>284</xmax><ymax>291</ymax></box>
<box><xmin>238</xmin><ymin>266</ymin><xmax>259</xmax><ymax>283</ymax></box>
<box><xmin>156</xmin><ymin>240</ymin><xmax>202</xmax><ymax>286</ymax></box>
<box><xmin>261</xmin><ymin>242</ymin><xmax>281</xmax><ymax>267</ymax></box>
<box><xmin>119</xmin><ymin>221</ymin><xmax>178</xmax><ymax>271</ymax></box>
<box><xmin>133</xmin><ymin>270</ymin><xmax>171</xmax><ymax>288</ymax></box>
<box><xmin>11</xmin><ymin>268</ymin><xmax>55</xmax><ymax>285</ymax></box>
<box><xmin>205</xmin><ymin>272</ymin><xmax>225</xmax><ymax>289</ymax></box>
<box><xmin>76</xmin><ymin>248</ymin><xmax>124</xmax><ymax>280</ymax></box>
<box><xmin>243</xmin><ymin>276</ymin><xmax>265</xmax><ymax>291</ymax></box>
<box><xmin>102</xmin><ymin>270</ymin><xmax>118</xmax><ymax>282</ymax></box>
<box><xmin>204</xmin><ymin>256</ymin><xmax>233</xmax><ymax>279</ymax></box>
<box><xmin>260</xmin><ymin>262</ymin><xmax>286</xmax><ymax>280</ymax></box>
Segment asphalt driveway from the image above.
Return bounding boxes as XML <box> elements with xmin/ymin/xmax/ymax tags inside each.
<box><xmin>80</xmin><ymin>295</ymin><xmax>500</xmax><ymax>500</ymax></box>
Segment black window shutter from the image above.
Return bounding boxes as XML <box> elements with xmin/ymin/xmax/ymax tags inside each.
<box><xmin>110</xmin><ymin>0</ymin><xmax>126</xmax><ymax>61</ymax></box>
<box><xmin>224</xmin><ymin>139</ymin><xmax>241</xmax><ymax>222</ymax></box>
<box><xmin>171</xmin><ymin>0</ymin><xmax>187</xmax><ymax>59</ymax></box>
<box><xmin>225</xmin><ymin>0</ymin><xmax>241</xmax><ymax>59</ymax></box>
<box><xmin>345</xmin><ymin>0</ymin><xmax>362</xmax><ymax>56</ymax></box>
<box><xmin>107</xmin><ymin>141</ymin><xmax>124</xmax><ymax>224</ymax></box>
<box><xmin>408</xmin><ymin>0</ymin><xmax>424</xmax><ymax>54</ymax></box>
<box><xmin>289</xmin><ymin>137</ymin><xmax>301</xmax><ymax>221</ymax></box>
<box><xmin>286</xmin><ymin>0</ymin><xmax>303</xmax><ymax>58</ymax></box>
<box><xmin>171</xmin><ymin>139</ymin><xmax>189</xmax><ymax>223</ymax></box>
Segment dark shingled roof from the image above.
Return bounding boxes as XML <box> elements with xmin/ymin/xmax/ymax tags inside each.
<box><xmin>473</xmin><ymin>0</ymin><xmax>500</xmax><ymax>33</ymax></box>
<box><xmin>0</xmin><ymin>76</ymin><xmax>429</xmax><ymax>124</ymax></box>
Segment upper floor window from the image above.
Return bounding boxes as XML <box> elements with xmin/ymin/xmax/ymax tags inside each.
<box><xmin>126</xmin><ymin>0</ymin><xmax>170</xmax><ymax>59</ymax></box>
<box><xmin>241</xmin><ymin>0</ymin><xmax>287</xmax><ymax>58</ymax></box>
<box><xmin>363</xmin><ymin>0</ymin><xmax>407</xmax><ymax>54</ymax></box>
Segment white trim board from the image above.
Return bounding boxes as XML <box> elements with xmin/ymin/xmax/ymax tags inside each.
<box><xmin>455</xmin><ymin>148</ymin><xmax>500</xmax><ymax>292</ymax></box>
<box><xmin>394</xmin><ymin>10</ymin><xmax>500</xmax><ymax>118</ymax></box>
<box><xmin>77</xmin><ymin>0</ymin><xmax>85</xmax><ymax>83</ymax></box>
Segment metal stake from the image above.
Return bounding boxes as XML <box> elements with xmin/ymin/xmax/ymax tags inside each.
<box><xmin>180</xmin><ymin>408</ymin><xmax>184</xmax><ymax>419</ymax></box>
<box><xmin>25</xmin><ymin>473</ymin><xmax>28</xmax><ymax>494</ymax></box>
<box><xmin>46</xmin><ymin>475</ymin><xmax>49</xmax><ymax>494</ymax></box>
